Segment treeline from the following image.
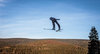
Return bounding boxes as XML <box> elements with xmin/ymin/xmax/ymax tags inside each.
<box><xmin>0</xmin><ymin>46</ymin><xmax>87</xmax><ymax>54</ymax></box>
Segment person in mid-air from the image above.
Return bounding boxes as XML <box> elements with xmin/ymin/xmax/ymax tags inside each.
<box><xmin>50</xmin><ymin>17</ymin><xmax>61</xmax><ymax>31</ymax></box>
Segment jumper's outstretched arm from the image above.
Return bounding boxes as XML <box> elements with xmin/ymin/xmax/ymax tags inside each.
<box><xmin>56</xmin><ymin>19</ymin><xmax>60</xmax><ymax>20</ymax></box>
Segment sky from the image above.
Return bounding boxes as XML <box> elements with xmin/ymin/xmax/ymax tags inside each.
<box><xmin>0</xmin><ymin>0</ymin><xmax>100</xmax><ymax>39</ymax></box>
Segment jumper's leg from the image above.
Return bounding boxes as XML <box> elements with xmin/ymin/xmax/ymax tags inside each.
<box><xmin>52</xmin><ymin>21</ymin><xmax>55</xmax><ymax>30</ymax></box>
<box><xmin>55</xmin><ymin>21</ymin><xmax>60</xmax><ymax>30</ymax></box>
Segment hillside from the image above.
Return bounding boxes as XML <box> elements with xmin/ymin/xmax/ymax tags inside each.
<box><xmin>0</xmin><ymin>38</ymin><xmax>88</xmax><ymax>54</ymax></box>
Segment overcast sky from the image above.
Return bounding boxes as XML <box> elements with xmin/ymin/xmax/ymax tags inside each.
<box><xmin>0</xmin><ymin>0</ymin><xmax>100</xmax><ymax>39</ymax></box>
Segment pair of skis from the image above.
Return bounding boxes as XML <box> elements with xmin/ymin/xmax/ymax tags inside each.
<box><xmin>43</xmin><ymin>28</ymin><xmax>62</xmax><ymax>32</ymax></box>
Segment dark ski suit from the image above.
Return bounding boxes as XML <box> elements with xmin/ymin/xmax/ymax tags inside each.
<box><xmin>50</xmin><ymin>17</ymin><xmax>61</xmax><ymax>30</ymax></box>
